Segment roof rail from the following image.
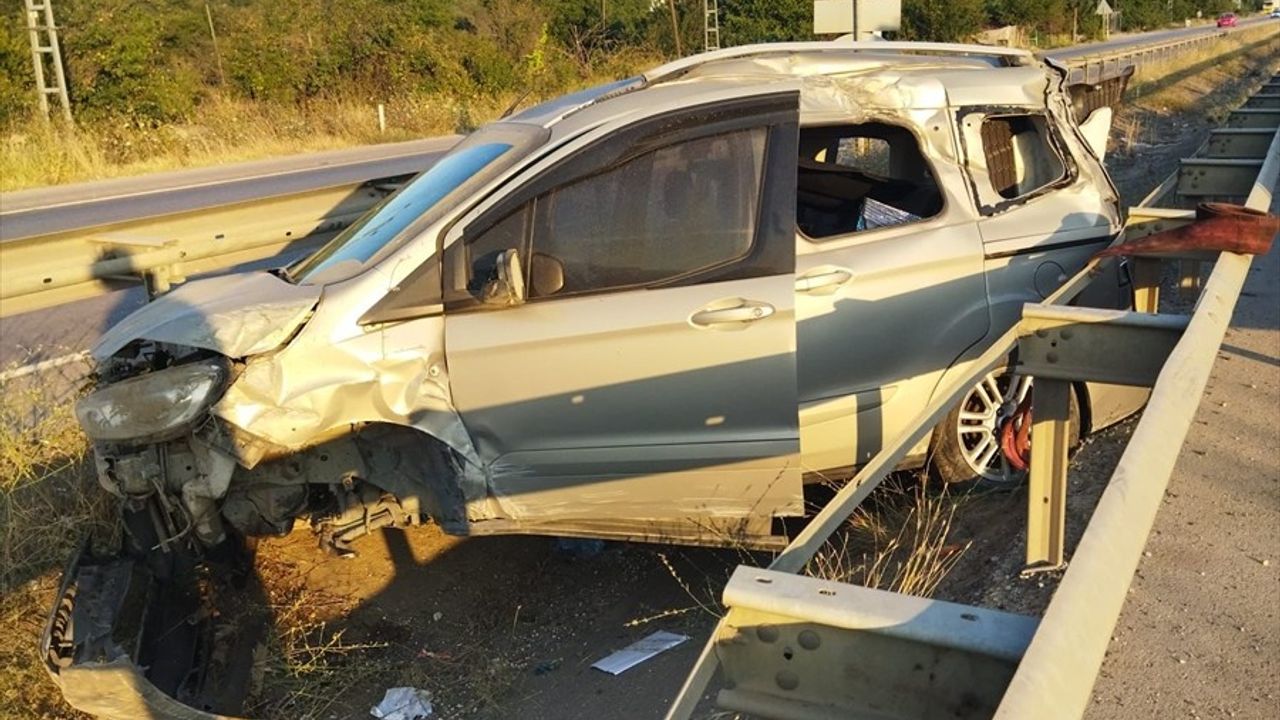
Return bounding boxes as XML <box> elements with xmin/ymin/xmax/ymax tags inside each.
<box><xmin>643</xmin><ymin>40</ymin><xmax>1036</xmax><ymax>85</ymax></box>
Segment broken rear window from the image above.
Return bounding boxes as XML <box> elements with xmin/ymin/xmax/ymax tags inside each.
<box><xmin>980</xmin><ymin>114</ymin><xmax>1067</xmax><ymax>200</ymax></box>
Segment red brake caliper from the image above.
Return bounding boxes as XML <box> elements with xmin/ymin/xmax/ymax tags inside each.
<box><xmin>999</xmin><ymin>395</ymin><xmax>1034</xmax><ymax>471</ymax></box>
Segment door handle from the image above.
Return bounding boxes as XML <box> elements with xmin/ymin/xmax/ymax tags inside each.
<box><xmin>689</xmin><ymin>299</ymin><xmax>775</xmax><ymax>328</ymax></box>
<box><xmin>795</xmin><ymin>269</ymin><xmax>853</xmax><ymax>295</ymax></box>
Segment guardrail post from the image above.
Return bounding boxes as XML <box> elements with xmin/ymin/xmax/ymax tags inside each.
<box><xmin>1132</xmin><ymin>257</ymin><xmax>1161</xmax><ymax>313</ymax></box>
<box><xmin>1024</xmin><ymin>378</ymin><xmax>1072</xmax><ymax>574</ymax></box>
<box><xmin>144</xmin><ymin>265</ymin><xmax>172</xmax><ymax>298</ymax></box>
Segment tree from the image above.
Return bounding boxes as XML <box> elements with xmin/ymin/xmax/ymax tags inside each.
<box><xmin>720</xmin><ymin>0</ymin><xmax>811</xmax><ymax>46</ymax></box>
<box><xmin>901</xmin><ymin>0</ymin><xmax>986</xmax><ymax>41</ymax></box>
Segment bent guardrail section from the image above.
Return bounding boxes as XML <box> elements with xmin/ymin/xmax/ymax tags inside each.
<box><xmin>666</xmin><ymin>74</ymin><xmax>1280</xmax><ymax>720</ymax></box>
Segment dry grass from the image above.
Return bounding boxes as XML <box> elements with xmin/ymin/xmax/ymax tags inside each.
<box><xmin>0</xmin><ymin>92</ymin><xmax>522</xmax><ymax>192</ymax></box>
<box><xmin>1129</xmin><ymin>24</ymin><xmax>1280</xmax><ymax>111</ymax></box>
<box><xmin>0</xmin><ymin>373</ymin><xmax>108</xmax><ymax>719</ymax></box>
<box><xmin>0</xmin><ymin>46</ymin><xmax>662</xmax><ymax>194</ymax></box>
<box><xmin>805</xmin><ymin>476</ymin><xmax>972</xmax><ymax>598</ymax></box>
<box><xmin>247</xmin><ymin>558</ymin><xmax>390</xmax><ymax>720</ymax></box>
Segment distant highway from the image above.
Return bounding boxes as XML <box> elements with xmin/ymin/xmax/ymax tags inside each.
<box><xmin>1</xmin><ymin>16</ymin><xmax>1271</xmax><ymax>245</ymax></box>
<box><xmin>1046</xmin><ymin>14</ymin><xmax>1270</xmax><ymax>61</ymax></box>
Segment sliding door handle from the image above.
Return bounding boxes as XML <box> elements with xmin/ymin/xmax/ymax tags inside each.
<box><xmin>690</xmin><ymin>299</ymin><xmax>775</xmax><ymax>328</ymax></box>
<box><xmin>796</xmin><ymin>269</ymin><xmax>853</xmax><ymax>295</ymax></box>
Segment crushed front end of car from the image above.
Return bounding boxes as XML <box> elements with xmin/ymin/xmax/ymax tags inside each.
<box><xmin>38</xmin><ymin>272</ymin><xmax>454</xmax><ymax>719</ymax></box>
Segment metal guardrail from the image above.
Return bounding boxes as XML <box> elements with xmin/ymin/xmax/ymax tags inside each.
<box><xmin>0</xmin><ymin>179</ymin><xmax>403</xmax><ymax>316</ymax></box>
<box><xmin>1055</xmin><ymin>20</ymin><xmax>1273</xmax><ymax>85</ymax></box>
<box><xmin>665</xmin><ymin>75</ymin><xmax>1279</xmax><ymax>720</ymax></box>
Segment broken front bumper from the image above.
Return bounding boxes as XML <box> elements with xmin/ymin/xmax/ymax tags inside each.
<box><xmin>41</xmin><ymin>541</ymin><xmax>253</xmax><ymax>720</ymax></box>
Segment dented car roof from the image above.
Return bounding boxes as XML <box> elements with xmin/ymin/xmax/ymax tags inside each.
<box><xmin>508</xmin><ymin>40</ymin><xmax>1056</xmax><ymax>136</ymax></box>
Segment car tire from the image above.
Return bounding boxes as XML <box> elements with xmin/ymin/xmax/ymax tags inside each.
<box><xmin>929</xmin><ymin>369</ymin><xmax>1080</xmax><ymax>487</ymax></box>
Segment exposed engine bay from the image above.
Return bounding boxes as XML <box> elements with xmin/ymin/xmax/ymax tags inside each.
<box><xmin>83</xmin><ymin>340</ymin><xmax>465</xmax><ymax>553</ymax></box>
<box><xmin>43</xmin><ymin>339</ymin><xmax>469</xmax><ymax>718</ymax></box>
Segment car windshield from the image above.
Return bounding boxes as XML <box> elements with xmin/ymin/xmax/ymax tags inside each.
<box><xmin>291</xmin><ymin>124</ymin><xmax>549</xmax><ymax>285</ymax></box>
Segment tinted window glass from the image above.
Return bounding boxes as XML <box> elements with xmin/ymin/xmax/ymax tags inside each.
<box><xmin>530</xmin><ymin>129</ymin><xmax>766</xmax><ymax>297</ymax></box>
<box><xmin>295</xmin><ymin>142</ymin><xmax>511</xmax><ymax>284</ymax></box>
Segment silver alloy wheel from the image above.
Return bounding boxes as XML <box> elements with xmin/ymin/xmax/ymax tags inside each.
<box><xmin>955</xmin><ymin>371</ymin><xmax>1033</xmax><ymax>484</ymax></box>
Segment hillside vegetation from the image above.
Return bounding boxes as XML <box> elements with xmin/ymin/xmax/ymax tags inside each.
<box><xmin>0</xmin><ymin>0</ymin><xmax>1261</xmax><ymax>189</ymax></box>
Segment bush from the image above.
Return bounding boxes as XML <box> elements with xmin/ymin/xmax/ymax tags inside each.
<box><xmin>902</xmin><ymin>0</ymin><xmax>987</xmax><ymax>42</ymax></box>
<box><xmin>0</xmin><ymin>9</ymin><xmax>32</xmax><ymax>125</ymax></box>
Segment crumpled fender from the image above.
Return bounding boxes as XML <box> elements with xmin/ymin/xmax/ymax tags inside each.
<box><xmin>92</xmin><ymin>272</ymin><xmax>321</xmax><ymax>361</ymax></box>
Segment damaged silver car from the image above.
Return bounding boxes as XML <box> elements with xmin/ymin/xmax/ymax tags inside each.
<box><xmin>44</xmin><ymin>40</ymin><xmax>1145</xmax><ymax>718</ymax></box>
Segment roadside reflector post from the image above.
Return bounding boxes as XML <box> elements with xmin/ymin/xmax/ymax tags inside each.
<box><xmin>1024</xmin><ymin>378</ymin><xmax>1071</xmax><ymax>573</ymax></box>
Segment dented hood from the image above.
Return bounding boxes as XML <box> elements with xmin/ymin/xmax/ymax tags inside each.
<box><xmin>92</xmin><ymin>272</ymin><xmax>321</xmax><ymax>361</ymax></box>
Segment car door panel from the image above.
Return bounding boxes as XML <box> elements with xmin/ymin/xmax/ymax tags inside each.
<box><xmin>793</xmin><ymin>117</ymin><xmax>988</xmax><ymax>473</ymax></box>
<box><xmin>444</xmin><ymin>92</ymin><xmax>804</xmax><ymax>542</ymax></box>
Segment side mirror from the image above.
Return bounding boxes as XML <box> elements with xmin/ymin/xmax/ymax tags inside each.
<box><xmin>529</xmin><ymin>252</ymin><xmax>565</xmax><ymax>297</ymax></box>
<box><xmin>481</xmin><ymin>249</ymin><xmax>525</xmax><ymax>306</ymax></box>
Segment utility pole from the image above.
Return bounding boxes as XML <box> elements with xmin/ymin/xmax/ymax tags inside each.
<box><xmin>23</xmin><ymin>0</ymin><xmax>72</xmax><ymax>123</ymax></box>
<box><xmin>205</xmin><ymin>2</ymin><xmax>226</xmax><ymax>86</ymax></box>
<box><xmin>704</xmin><ymin>0</ymin><xmax>721</xmax><ymax>51</ymax></box>
<box><xmin>667</xmin><ymin>0</ymin><xmax>683</xmax><ymax>56</ymax></box>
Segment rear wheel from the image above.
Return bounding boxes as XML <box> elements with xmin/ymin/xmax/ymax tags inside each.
<box><xmin>930</xmin><ymin>370</ymin><xmax>1079</xmax><ymax>487</ymax></box>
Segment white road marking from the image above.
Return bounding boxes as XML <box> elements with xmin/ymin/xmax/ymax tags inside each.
<box><xmin>0</xmin><ymin>351</ymin><xmax>91</xmax><ymax>382</ymax></box>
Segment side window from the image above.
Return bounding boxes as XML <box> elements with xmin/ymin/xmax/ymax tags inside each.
<box><xmin>444</xmin><ymin>205</ymin><xmax>531</xmax><ymax>306</ymax></box>
<box><xmin>529</xmin><ymin>128</ymin><xmax>767</xmax><ymax>297</ymax></box>
<box><xmin>979</xmin><ymin>114</ymin><xmax>1066</xmax><ymax>200</ymax></box>
<box><xmin>796</xmin><ymin>123</ymin><xmax>943</xmax><ymax>240</ymax></box>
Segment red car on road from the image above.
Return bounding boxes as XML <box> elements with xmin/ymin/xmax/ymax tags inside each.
<box><xmin>1218</xmin><ymin>12</ymin><xmax>1239</xmax><ymax>28</ymax></box>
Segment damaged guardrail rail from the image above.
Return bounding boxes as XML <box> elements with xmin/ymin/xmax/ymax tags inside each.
<box><xmin>1</xmin><ymin>26</ymin><xmax>1271</xmax><ymax>319</ymax></box>
<box><xmin>1056</xmin><ymin>20</ymin><xmax>1270</xmax><ymax>86</ymax></box>
<box><xmin>665</xmin><ymin>75</ymin><xmax>1280</xmax><ymax>720</ymax></box>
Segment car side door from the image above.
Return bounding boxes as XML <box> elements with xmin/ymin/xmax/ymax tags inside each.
<box><xmin>442</xmin><ymin>91</ymin><xmax>804</xmax><ymax>547</ymax></box>
<box><xmin>793</xmin><ymin>116</ymin><xmax>990</xmax><ymax>473</ymax></box>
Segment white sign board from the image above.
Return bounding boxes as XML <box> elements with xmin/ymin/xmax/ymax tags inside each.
<box><xmin>1096</xmin><ymin>0</ymin><xmax>1114</xmax><ymax>16</ymax></box>
<box><xmin>814</xmin><ymin>0</ymin><xmax>902</xmax><ymax>37</ymax></box>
